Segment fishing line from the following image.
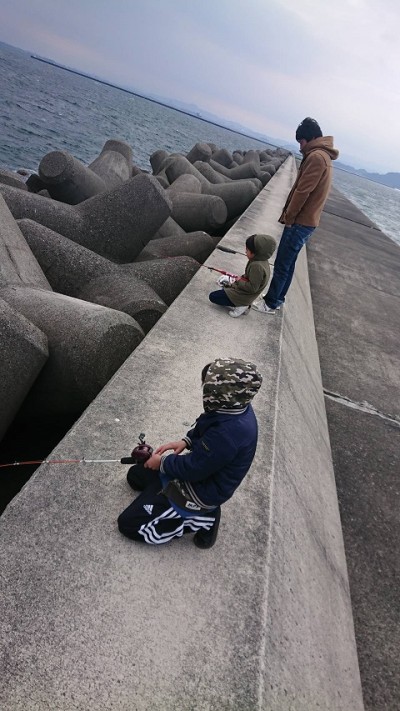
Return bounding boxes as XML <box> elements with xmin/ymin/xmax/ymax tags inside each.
<box><xmin>0</xmin><ymin>457</ymin><xmax>128</xmax><ymax>469</ymax></box>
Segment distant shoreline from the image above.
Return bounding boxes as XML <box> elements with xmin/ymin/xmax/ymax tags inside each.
<box><xmin>30</xmin><ymin>54</ymin><xmax>279</xmax><ymax>149</ymax></box>
<box><xmin>21</xmin><ymin>54</ymin><xmax>400</xmax><ymax>189</ymax></box>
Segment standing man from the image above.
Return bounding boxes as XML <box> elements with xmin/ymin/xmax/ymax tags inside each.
<box><xmin>253</xmin><ymin>117</ymin><xmax>339</xmax><ymax>314</ymax></box>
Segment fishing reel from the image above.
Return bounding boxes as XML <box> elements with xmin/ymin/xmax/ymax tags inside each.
<box><xmin>120</xmin><ymin>433</ymin><xmax>153</xmax><ymax>465</ymax></box>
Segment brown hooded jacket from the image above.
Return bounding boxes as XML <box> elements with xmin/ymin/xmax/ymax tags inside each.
<box><xmin>280</xmin><ymin>136</ymin><xmax>339</xmax><ymax>227</ymax></box>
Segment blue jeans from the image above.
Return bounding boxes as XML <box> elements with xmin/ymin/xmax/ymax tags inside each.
<box><xmin>264</xmin><ymin>224</ymin><xmax>315</xmax><ymax>308</ymax></box>
<box><xmin>209</xmin><ymin>289</ymin><xmax>235</xmax><ymax>307</ymax></box>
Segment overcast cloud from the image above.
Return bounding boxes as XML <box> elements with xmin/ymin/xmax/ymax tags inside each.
<box><xmin>1</xmin><ymin>0</ymin><xmax>399</xmax><ymax>172</ymax></box>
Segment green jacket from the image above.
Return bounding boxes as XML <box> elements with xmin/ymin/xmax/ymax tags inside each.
<box><xmin>224</xmin><ymin>234</ymin><xmax>276</xmax><ymax>306</ymax></box>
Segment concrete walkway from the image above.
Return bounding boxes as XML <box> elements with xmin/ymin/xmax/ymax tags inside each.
<box><xmin>307</xmin><ymin>187</ymin><xmax>400</xmax><ymax>711</ymax></box>
<box><xmin>0</xmin><ymin>159</ymin><xmax>363</xmax><ymax>710</ymax></box>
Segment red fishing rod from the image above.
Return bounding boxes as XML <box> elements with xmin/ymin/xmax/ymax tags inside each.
<box><xmin>201</xmin><ymin>264</ymin><xmax>249</xmax><ymax>281</ymax></box>
<box><xmin>0</xmin><ymin>434</ymin><xmax>153</xmax><ymax>470</ymax></box>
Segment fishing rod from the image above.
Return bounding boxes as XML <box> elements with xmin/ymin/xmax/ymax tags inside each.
<box><xmin>0</xmin><ymin>434</ymin><xmax>154</xmax><ymax>470</ymax></box>
<box><xmin>201</xmin><ymin>264</ymin><xmax>249</xmax><ymax>281</ymax></box>
<box><xmin>217</xmin><ymin>245</ymin><xmax>246</xmax><ymax>256</ymax></box>
<box><xmin>217</xmin><ymin>245</ymin><xmax>274</xmax><ymax>266</ymax></box>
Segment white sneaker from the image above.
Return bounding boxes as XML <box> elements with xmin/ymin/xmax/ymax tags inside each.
<box><xmin>228</xmin><ymin>306</ymin><xmax>250</xmax><ymax>318</ymax></box>
<box><xmin>251</xmin><ymin>300</ymin><xmax>277</xmax><ymax>314</ymax></box>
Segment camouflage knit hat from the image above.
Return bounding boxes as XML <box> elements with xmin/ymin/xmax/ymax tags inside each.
<box><xmin>203</xmin><ymin>357</ymin><xmax>262</xmax><ymax>412</ymax></box>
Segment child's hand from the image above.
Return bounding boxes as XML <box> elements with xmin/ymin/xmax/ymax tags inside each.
<box><xmin>154</xmin><ymin>440</ymin><xmax>187</xmax><ymax>455</ymax></box>
<box><xmin>144</xmin><ymin>453</ymin><xmax>162</xmax><ymax>470</ymax></box>
<box><xmin>217</xmin><ymin>275</ymin><xmax>236</xmax><ymax>287</ymax></box>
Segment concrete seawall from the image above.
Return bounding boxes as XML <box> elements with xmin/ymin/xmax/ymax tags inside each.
<box><xmin>0</xmin><ymin>158</ymin><xmax>364</xmax><ymax>710</ymax></box>
<box><xmin>307</xmin><ymin>188</ymin><xmax>400</xmax><ymax>711</ymax></box>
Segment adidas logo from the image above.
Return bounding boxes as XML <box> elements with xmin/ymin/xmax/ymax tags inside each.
<box><xmin>143</xmin><ymin>504</ymin><xmax>153</xmax><ymax>515</ymax></box>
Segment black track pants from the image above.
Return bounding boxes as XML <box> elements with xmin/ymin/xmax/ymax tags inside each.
<box><xmin>118</xmin><ymin>465</ymin><xmax>218</xmax><ymax>545</ymax></box>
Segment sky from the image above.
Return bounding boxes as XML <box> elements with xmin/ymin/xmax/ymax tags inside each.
<box><xmin>1</xmin><ymin>0</ymin><xmax>399</xmax><ymax>173</ymax></box>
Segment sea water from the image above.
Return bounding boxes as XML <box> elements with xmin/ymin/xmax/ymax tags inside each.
<box><xmin>1</xmin><ymin>40</ymin><xmax>400</xmax><ymax>247</ymax></box>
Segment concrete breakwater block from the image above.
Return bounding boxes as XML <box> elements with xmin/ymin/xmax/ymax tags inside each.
<box><xmin>0</xmin><ymin>139</ymin><xmax>285</xmax><ymax>434</ymax></box>
<box><xmin>135</xmin><ymin>232</ymin><xmax>216</xmax><ymax>263</ymax></box>
<box><xmin>88</xmin><ymin>139</ymin><xmax>133</xmax><ymax>189</ymax></box>
<box><xmin>0</xmin><ymin>174</ymin><xmax>172</xmax><ymax>262</ymax></box>
<box><xmin>0</xmin><ymin>298</ymin><xmax>48</xmax><ymax>442</ymax></box>
<box><xmin>0</xmin><ymin>195</ymin><xmax>51</xmax><ymax>291</ymax></box>
<box><xmin>78</xmin><ymin>274</ymin><xmax>167</xmax><ymax>333</ymax></box>
<box><xmin>166</xmin><ymin>174</ymin><xmax>202</xmax><ymax>195</ymax></box>
<box><xmin>39</xmin><ymin>150</ymin><xmax>107</xmax><ymax>204</ymax></box>
<box><xmin>0</xmin><ymin>168</ymin><xmax>28</xmax><ymax>191</ymax></box>
<box><xmin>18</xmin><ymin>219</ymin><xmax>198</xmax><ymax>315</ymax></box>
<box><xmin>211</xmin><ymin>147</ymin><xmax>233</xmax><ymax>167</ymax></box>
<box><xmin>203</xmin><ymin>180</ymin><xmax>260</xmax><ymax>219</ymax></box>
<box><xmin>209</xmin><ymin>158</ymin><xmax>261</xmax><ymax>180</ymax></box>
<box><xmin>0</xmin><ymin>286</ymin><xmax>144</xmax><ymax>418</ymax></box>
<box><xmin>167</xmin><ymin>192</ymin><xmax>228</xmax><ymax>232</ymax></box>
<box><xmin>150</xmin><ymin>149</ymin><xmax>169</xmax><ymax>174</ymax></box>
<box><xmin>186</xmin><ymin>142</ymin><xmax>212</xmax><ymax>164</ymax></box>
<box><xmin>164</xmin><ymin>156</ymin><xmax>261</xmax><ymax>221</ymax></box>
<box><xmin>263</xmin><ymin>162</ymin><xmax>276</xmax><ymax>175</ymax></box>
<box><xmin>18</xmin><ymin>219</ymin><xmax>115</xmax><ymax>296</ymax></box>
<box><xmin>165</xmin><ymin>155</ymin><xmax>211</xmax><ymax>190</ymax></box>
<box><xmin>121</xmin><ymin>257</ymin><xmax>200</xmax><ymax>306</ymax></box>
<box><xmin>151</xmin><ymin>153</ymin><xmax>183</xmax><ymax>184</ymax></box>
<box><xmin>241</xmin><ymin>149</ymin><xmax>261</xmax><ymax>167</ymax></box>
<box><xmin>193</xmin><ymin>161</ymin><xmax>232</xmax><ymax>184</ymax></box>
<box><xmin>152</xmin><ymin>216</ymin><xmax>185</xmax><ymax>239</ymax></box>
<box><xmin>25</xmin><ymin>173</ymin><xmax>46</xmax><ymax>193</ymax></box>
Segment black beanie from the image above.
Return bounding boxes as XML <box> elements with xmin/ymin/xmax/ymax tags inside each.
<box><xmin>295</xmin><ymin>117</ymin><xmax>323</xmax><ymax>142</ymax></box>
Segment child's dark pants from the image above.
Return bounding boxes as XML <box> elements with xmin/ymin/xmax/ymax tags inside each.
<box><xmin>118</xmin><ymin>464</ymin><xmax>220</xmax><ymax>546</ymax></box>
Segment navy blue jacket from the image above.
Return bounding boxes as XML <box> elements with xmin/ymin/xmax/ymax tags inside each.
<box><xmin>160</xmin><ymin>404</ymin><xmax>258</xmax><ymax>513</ymax></box>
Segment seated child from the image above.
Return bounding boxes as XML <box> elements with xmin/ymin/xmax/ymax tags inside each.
<box><xmin>118</xmin><ymin>357</ymin><xmax>262</xmax><ymax>549</ymax></box>
<box><xmin>208</xmin><ymin>234</ymin><xmax>276</xmax><ymax>318</ymax></box>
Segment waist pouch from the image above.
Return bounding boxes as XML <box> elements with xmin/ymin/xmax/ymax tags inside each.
<box><xmin>161</xmin><ymin>480</ymin><xmax>216</xmax><ymax>514</ymax></box>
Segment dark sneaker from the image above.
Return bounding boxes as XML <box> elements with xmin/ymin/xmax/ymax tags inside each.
<box><xmin>193</xmin><ymin>508</ymin><xmax>221</xmax><ymax>549</ymax></box>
